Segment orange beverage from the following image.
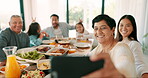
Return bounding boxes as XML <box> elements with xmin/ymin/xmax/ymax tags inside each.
<box><xmin>50</xmin><ymin>42</ymin><xmax>56</xmax><ymax>45</ymax></box>
<box><xmin>68</xmin><ymin>49</ymin><xmax>76</xmax><ymax>54</ymax></box>
<box><xmin>5</xmin><ymin>55</ymin><xmax>21</xmax><ymax>78</ymax></box>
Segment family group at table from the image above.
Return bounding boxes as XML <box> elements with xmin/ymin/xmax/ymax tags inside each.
<box><xmin>0</xmin><ymin>13</ymin><xmax>148</xmax><ymax>78</ymax></box>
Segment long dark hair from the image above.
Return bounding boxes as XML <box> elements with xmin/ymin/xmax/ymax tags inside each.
<box><xmin>117</xmin><ymin>15</ymin><xmax>138</xmax><ymax>41</ymax></box>
<box><xmin>27</xmin><ymin>22</ymin><xmax>40</xmax><ymax>36</ymax></box>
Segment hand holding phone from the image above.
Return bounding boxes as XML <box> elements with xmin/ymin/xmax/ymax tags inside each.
<box><xmin>51</xmin><ymin>56</ymin><xmax>104</xmax><ymax>78</ymax></box>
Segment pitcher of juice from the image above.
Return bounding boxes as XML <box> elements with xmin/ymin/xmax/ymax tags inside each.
<box><xmin>3</xmin><ymin>46</ymin><xmax>21</xmax><ymax>78</ymax></box>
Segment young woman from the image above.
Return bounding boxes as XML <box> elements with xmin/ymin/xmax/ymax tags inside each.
<box><xmin>116</xmin><ymin>15</ymin><xmax>148</xmax><ymax>78</ymax></box>
<box><xmin>27</xmin><ymin>22</ymin><xmax>49</xmax><ymax>47</ymax></box>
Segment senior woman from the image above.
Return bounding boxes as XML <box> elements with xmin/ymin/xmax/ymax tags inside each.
<box><xmin>86</xmin><ymin>14</ymin><xmax>137</xmax><ymax>77</ymax></box>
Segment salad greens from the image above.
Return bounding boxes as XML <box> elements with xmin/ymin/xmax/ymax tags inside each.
<box><xmin>16</xmin><ymin>50</ymin><xmax>44</xmax><ymax>60</ymax></box>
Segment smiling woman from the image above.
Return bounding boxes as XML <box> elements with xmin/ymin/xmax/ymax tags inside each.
<box><xmin>86</xmin><ymin>14</ymin><xmax>137</xmax><ymax>77</ymax></box>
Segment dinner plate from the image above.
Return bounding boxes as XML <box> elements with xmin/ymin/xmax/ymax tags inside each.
<box><xmin>74</xmin><ymin>43</ymin><xmax>90</xmax><ymax>48</ymax></box>
<box><xmin>0</xmin><ymin>63</ymin><xmax>30</xmax><ymax>73</ymax></box>
<box><xmin>16</xmin><ymin>47</ymin><xmax>36</xmax><ymax>54</ymax></box>
<box><xmin>58</xmin><ymin>40</ymin><xmax>70</xmax><ymax>44</ymax></box>
<box><xmin>37</xmin><ymin>59</ymin><xmax>51</xmax><ymax>70</ymax></box>
<box><xmin>44</xmin><ymin>47</ymin><xmax>68</xmax><ymax>56</ymax></box>
<box><xmin>16</xmin><ymin>55</ymin><xmax>44</xmax><ymax>63</ymax></box>
<box><xmin>16</xmin><ymin>50</ymin><xmax>44</xmax><ymax>63</ymax></box>
<box><xmin>42</xmin><ymin>40</ymin><xmax>55</xmax><ymax>44</ymax></box>
<box><xmin>36</xmin><ymin>45</ymin><xmax>55</xmax><ymax>53</ymax></box>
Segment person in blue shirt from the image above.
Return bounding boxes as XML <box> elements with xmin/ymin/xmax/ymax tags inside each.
<box><xmin>27</xmin><ymin>22</ymin><xmax>49</xmax><ymax>47</ymax></box>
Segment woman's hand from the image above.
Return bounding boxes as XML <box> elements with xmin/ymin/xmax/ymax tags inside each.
<box><xmin>82</xmin><ymin>53</ymin><xmax>125</xmax><ymax>78</ymax></box>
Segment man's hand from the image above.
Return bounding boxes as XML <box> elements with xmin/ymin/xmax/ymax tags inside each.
<box><xmin>82</xmin><ymin>53</ymin><xmax>125</xmax><ymax>78</ymax></box>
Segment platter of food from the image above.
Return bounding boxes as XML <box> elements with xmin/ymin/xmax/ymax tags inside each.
<box><xmin>16</xmin><ymin>50</ymin><xmax>44</xmax><ymax>63</ymax></box>
<box><xmin>36</xmin><ymin>45</ymin><xmax>55</xmax><ymax>53</ymax></box>
<box><xmin>42</xmin><ymin>40</ymin><xmax>55</xmax><ymax>44</ymax></box>
<box><xmin>37</xmin><ymin>59</ymin><xmax>51</xmax><ymax>70</ymax></box>
<box><xmin>21</xmin><ymin>70</ymin><xmax>45</xmax><ymax>78</ymax></box>
<box><xmin>44</xmin><ymin>47</ymin><xmax>68</xmax><ymax>56</ymax></box>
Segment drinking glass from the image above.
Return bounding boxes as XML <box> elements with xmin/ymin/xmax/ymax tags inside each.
<box><xmin>2</xmin><ymin>46</ymin><xmax>17</xmax><ymax>56</ymax></box>
<box><xmin>55</xmin><ymin>35</ymin><xmax>63</xmax><ymax>39</ymax></box>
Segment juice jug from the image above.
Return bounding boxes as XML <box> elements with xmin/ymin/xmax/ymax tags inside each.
<box><xmin>5</xmin><ymin>55</ymin><xmax>21</xmax><ymax>78</ymax></box>
<box><xmin>3</xmin><ymin>46</ymin><xmax>21</xmax><ymax>78</ymax></box>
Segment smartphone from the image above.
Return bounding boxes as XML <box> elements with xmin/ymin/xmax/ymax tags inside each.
<box><xmin>50</xmin><ymin>56</ymin><xmax>104</xmax><ymax>78</ymax></box>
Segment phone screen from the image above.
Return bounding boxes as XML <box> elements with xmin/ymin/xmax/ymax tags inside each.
<box><xmin>51</xmin><ymin>56</ymin><xmax>104</xmax><ymax>78</ymax></box>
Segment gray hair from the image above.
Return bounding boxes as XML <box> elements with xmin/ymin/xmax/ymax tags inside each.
<box><xmin>10</xmin><ymin>15</ymin><xmax>22</xmax><ymax>21</ymax></box>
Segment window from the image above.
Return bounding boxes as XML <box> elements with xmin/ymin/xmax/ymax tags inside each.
<box><xmin>69</xmin><ymin>0</ymin><xmax>102</xmax><ymax>33</ymax></box>
<box><xmin>104</xmin><ymin>0</ymin><xmax>147</xmax><ymax>43</ymax></box>
<box><xmin>0</xmin><ymin>0</ymin><xmax>21</xmax><ymax>30</ymax></box>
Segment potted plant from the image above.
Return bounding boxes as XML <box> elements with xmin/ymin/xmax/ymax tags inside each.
<box><xmin>142</xmin><ymin>33</ymin><xmax>148</xmax><ymax>55</ymax></box>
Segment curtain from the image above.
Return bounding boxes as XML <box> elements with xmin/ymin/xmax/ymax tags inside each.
<box><xmin>23</xmin><ymin>0</ymin><xmax>66</xmax><ymax>32</ymax></box>
<box><xmin>114</xmin><ymin>0</ymin><xmax>147</xmax><ymax>43</ymax></box>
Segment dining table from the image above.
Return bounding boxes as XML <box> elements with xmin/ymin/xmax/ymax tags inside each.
<box><xmin>0</xmin><ymin>37</ymin><xmax>94</xmax><ymax>78</ymax></box>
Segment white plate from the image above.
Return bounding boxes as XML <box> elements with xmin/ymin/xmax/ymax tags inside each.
<box><xmin>0</xmin><ymin>63</ymin><xmax>30</xmax><ymax>73</ymax></box>
<box><xmin>16</xmin><ymin>54</ymin><xmax>44</xmax><ymax>63</ymax></box>
<box><xmin>42</xmin><ymin>40</ymin><xmax>55</xmax><ymax>44</ymax></box>
<box><xmin>16</xmin><ymin>50</ymin><xmax>44</xmax><ymax>63</ymax></box>
<box><xmin>44</xmin><ymin>47</ymin><xmax>68</xmax><ymax>56</ymax></box>
<box><xmin>37</xmin><ymin>59</ymin><xmax>51</xmax><ymax>70</ymax></box>
<box><xmin>74</xmin><ymin>43</ymin><xmax>90</xmax><ymax>48</ymax></box>
<box><xmin>36</xmin><ymin>45</ymin><xmax>55</xmax><ymax>53</ymax></box>
<box><xmin>58</xmin><ymin>40</ymin><xmax>70</xmax><ymax>44</ymax></box>
<box><xmin>16</xmin><ymin>47</ymin><xmax>36</xmax><ymax>53</ymax></box>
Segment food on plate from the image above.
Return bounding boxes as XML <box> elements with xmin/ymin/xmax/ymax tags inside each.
<box><xmin>36</xmin><ymin>46</ymin><xmax>51</xmax><ymax>53</ymax></box>
<box><xmin>0</xmin><ymin>67</ymin><xmax>5</xmax><ymax>71</ymax></box>
<box><xmin>20</xmin><ymin>65</ymin><xmax>27</xmax><ymax>70</ymax></box>
<box><xmin>51</xmin><ymin>49</ymin><xmax>66</xmax><ymax>54</ymax></box>
<box><xmin>62</xmin><ymin>44</ymin><xmax>69</xmax><ymax>48</ymax></box>
<box><xmin>16</xmin><ymin>50</ymin><xmax>44</xmax><ymax>60</ymax></box>
<box><xmin>37</xmin><ymin>61</ymin><xmax>50</xmax><ymax>70</ymax></box>
<box><xmin>46</xmin><ymin>53</ymin><xmax>62</xmax><ymax>56</ymax></box>
<box><xmin>21</xmin><ymin>70</ymin><xmax>45</xmax><ymax>78</ymax></box>
<box><xmin>58</xmin><ymin>40</ymin><xmax>70</xmax><ymax>44</ymax></box>
<box><xmin>68</xmin><ymin>49</ymin><xmax>76</xmax><ymax>54</ymax></box>
<box><xmin>0</xmin><ymin>64</ymin><xmax>29</xmax><ymax>72</ymax></box>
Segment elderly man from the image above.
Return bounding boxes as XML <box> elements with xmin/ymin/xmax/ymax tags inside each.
<box><xmin>0</xmin><ymin>15</ymin><xmax>30</xmax><ymax>66</ymax></box>
<box><xmin>43</xmin><ymin>14</ymin><xmax>76</xmax><ymax>38</ymax></box>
